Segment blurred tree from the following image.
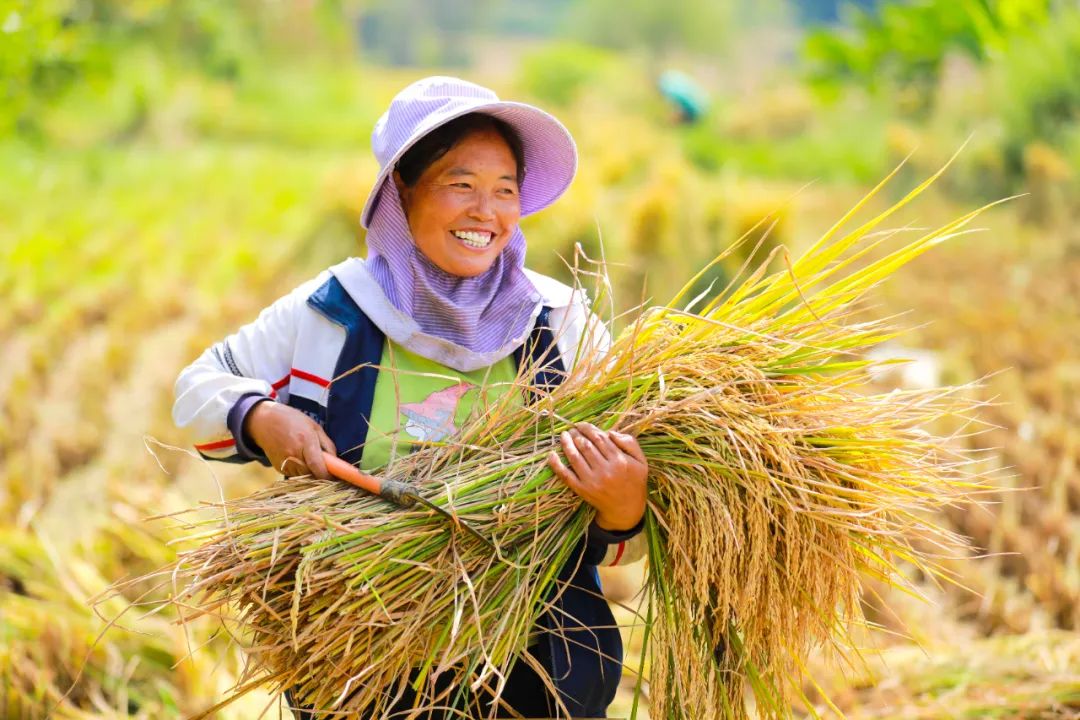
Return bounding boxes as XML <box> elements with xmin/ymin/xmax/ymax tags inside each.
<box><xmin>804</xmin><ymin>0</ymin><xmax>1053</xmax><ymax>108</ymax></box>
<box><xmin>987</xmin><ymin>9</ymin><xmax>1080</xmax><ymax>185</ymax></box>
<box><xmin>796</xmin><ymin>0</ymin><xmax>881</xmax><ymax>24</ymax></box>
<box><xmin>356</xmin><ymin>0</ymin><xmax>492</xmax><ymax>67</ymax></box>
<box><xmin>566</xmin><ymin>0</ymin><xmax>737</xmax><ymax>60</ymax></box>
<box><xmin>487</xmin><ymin>0</ymin><xmax>574</xmax><ymax>36</ymax></box>
<box><xmin>516</xmin><ymin>41</ymin><xmax>618</xmax><ymax>106</ymax></box>
<box><xmin>0</xmin><ymin>0</ymin><xmax>363</xmax><ymax>139</ymax></box>
<box><xmin>0</xmin><ymin>1</ymin><xmax>108</xmax><ymax>137</ymax></box>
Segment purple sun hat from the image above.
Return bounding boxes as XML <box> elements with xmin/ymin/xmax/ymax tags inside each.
<box><xmin>361</xmin><ymin>76</ymin><xmax>578</xmax><ymax>228</ymax></box>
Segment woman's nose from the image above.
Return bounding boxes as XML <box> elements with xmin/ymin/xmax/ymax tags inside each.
<box><xmin>467</xmin><ymin>191</ymin><xmax>496</xmax><ymax>221</ymax></box>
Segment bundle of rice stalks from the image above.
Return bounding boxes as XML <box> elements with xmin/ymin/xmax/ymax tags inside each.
<box><xmin>111</xmin><ymin>164</ymin><xmax>995</xmax><ymax>719</ymax></box>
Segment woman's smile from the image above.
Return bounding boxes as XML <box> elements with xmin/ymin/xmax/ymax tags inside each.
<box><xmin>451</xmin><ymin>229</ymin><xmax>495</xmax><ymax>249</ymax></box>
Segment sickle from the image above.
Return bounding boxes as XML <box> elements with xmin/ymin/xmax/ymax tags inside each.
<box><xmin>322</xmin><ymin>452</ymin><xmax>496</xmax><ymax>552</ymax></box>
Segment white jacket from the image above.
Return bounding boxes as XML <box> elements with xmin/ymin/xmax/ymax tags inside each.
<box><xmin>173</xmin><ymin>257</ymin><xmax>645</xmax><ymax>566</ymax></box>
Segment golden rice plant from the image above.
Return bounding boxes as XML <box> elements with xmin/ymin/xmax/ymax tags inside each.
<box><xmin>106</xmin><ymin>160</ymin><xmax>996</xmax><ymax>719</ymax></box>
<box><xmin>0</xmin><ymin>528</ymin><xmax>185</xmax><ymax>719</ymax></box>
<box><xmin>803</xmin><ymin>630</ymin><xmax>1080</xmax><ymax>719</ymax></box>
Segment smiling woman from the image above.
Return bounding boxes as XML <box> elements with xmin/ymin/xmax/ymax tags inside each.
<box><xmin>170</xmin><ymin>76</ymin><xmax>649</xmax><ymax>718</ymax></box>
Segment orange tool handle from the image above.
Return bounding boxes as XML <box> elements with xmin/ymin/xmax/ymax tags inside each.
<box><xmin>323</xmin><ymin>452</ymin><xmax>383</xmax><ymax>496</ymax></box>
<box><xmin>323</xmin><ymin>453</ymin><xmax>494</xmax><ymax>550</ymax></box>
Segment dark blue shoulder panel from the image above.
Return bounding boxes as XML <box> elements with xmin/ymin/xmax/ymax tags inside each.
<box><xmin>307</xmin><ymin>276</ymin><xmax>385</xmax><ymax>466</ymax></box>
<box><xmin>512</xmin><ymin>306</ymin><xmax>567</xmax><ymax>398</ymax></box>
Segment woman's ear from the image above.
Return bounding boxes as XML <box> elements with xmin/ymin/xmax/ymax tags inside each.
<box><xmin>392</xmin><ymin>170</ymin><xmax>411</xmax><ymax>213</ymax></box>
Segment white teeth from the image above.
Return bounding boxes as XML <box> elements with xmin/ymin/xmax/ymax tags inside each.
<box><xmin>452</xmin><ymin>230</ymin><xmax>493</xmax><ymax>248</ymax></box>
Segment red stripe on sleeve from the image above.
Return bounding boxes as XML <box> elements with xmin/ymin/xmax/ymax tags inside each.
<box><xmin>195</xmin><ymin>438</ymin><xmax>236</xmax><ymax>452</ymax></box>
<box><xmin>271</xmin><ymin>373</ymin><xmax>291</xmax><ymax>390</ymax></box>
<box><xmin>291</xmin><ymin>368</ymin><xmax>330</xmax><ymax>388</ymax></box>
<box><xmin>608</xmin><ymin>541</ymin><xmax>626</xmax><ymax>567</ymax></box>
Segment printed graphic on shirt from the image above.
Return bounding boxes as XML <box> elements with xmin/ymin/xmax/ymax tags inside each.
<box><xmin>362</xmin><ymin>341</ymin><xmax>519</xmax><ymax>472</ymax></box>
<box><xmin>400</xmin><ymin>382</ymin><xmax>474</xmax><ymax>442</ymax></box>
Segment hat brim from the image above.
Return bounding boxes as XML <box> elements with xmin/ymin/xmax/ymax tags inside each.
<box><xmin>360</xmin><ymin>101</ymin><xmax>578</xmax><ymax>229</ymax></box>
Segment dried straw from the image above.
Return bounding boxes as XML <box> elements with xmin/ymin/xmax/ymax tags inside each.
<box><xmin>109</xmin><ymin>163</ymin><xmax>995</xmax><ymax>719</ymax></box>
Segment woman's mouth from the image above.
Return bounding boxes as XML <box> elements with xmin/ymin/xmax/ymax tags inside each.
<box><xmin>451</xmin><ymin>230</ymin><xmax>494</xmax><ymax>249</ymax></box>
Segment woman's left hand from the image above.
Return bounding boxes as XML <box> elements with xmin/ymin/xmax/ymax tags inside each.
<box><xmin>548</xmin><ymin>422</ymin><xmax>648</xmax><ymax>532</ymax></box>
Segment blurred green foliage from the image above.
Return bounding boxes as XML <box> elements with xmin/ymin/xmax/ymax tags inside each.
<box><xmin>567</xmin><ymin>0</ymin><xmax>736</xmax><ymax>58</ymax></box>
<box><xmin>358</xmin><ymin>0</ymin><xmax>489</xmax><ymax>67</ymax></box>
<box><xmin>804</xmin><ymin>0</ymin><xmax>1051</xmax><ymax>105</ymax></box>
<box><xmin>987</xmin><ymin>10</ymin><xmax>1080</xmax><ymax>179</ymax></box>
<box><xmin>6</xmin><ymin>1</ymin><xmax>1080</xmax><ymax>210</ymax></box>
<box><xmin>801</xmin><ymin>0</ymin><xmax>1080</xmax><ymax>198</ymax></box>
<box><xmin>0</xmin><ymin>1</ymin><xmax>108</xmax><ymax>137</ymax></box>
<box><xmin>516</xmin><ymin>42</ymin><xmax>619</xmax><ymax>107</ymax></box>
<box><xmin>0</xmin><ymin>0</ymin><xmax>356</xmax><ymax>138</ymax></box>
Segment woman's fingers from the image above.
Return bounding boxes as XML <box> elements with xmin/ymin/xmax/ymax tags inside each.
<box><xmin>561</xmin><ymin>430</ymin><xmax>595</xmax><ymax>479</ymax></box>
<box><xmin>550</xmin><ymin>426</ymin><xmax>649</xmax><ymax>533</ymax></box>
<box><xmin>575</xmin><ymin>422</ymin><xmax>618</xmax><ymax>462</ymax></box>
<box><xmin>548</xmin><ymin>450</ymin><xmax>581</xmax><ymax>489</ymax></box>
<box><xmin>303</xmin><ymin>437</ymin><xmax>330</xmax><ymax>479</ymax></box>
<box><xmin>572</xmin><ymin>430</ymin><xmax>608</xmax><ymax>470</ymax></box>
<box><xmin>248</xmin><ymin>402</ymin><xmax>340</xmax><ymax>479</ymax></box>
<box><xmin>315</xmin><ymin>424</ymin><xmax>337</xmax><ymax>456</ymax></box>
<box><xmin>610</xmin><ymin>431</ymin><xmax>647</xmax><ymax>465</ymax></box>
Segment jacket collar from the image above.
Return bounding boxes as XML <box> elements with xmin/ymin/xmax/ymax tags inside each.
<box><xmin>327</xmin><ymin>257</ymin><xmax>556</xmax><ymax>373</ymax></box>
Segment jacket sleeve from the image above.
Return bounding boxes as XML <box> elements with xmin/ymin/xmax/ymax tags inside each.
<box><xmin>554</xmin><ymin>297</ymin><xmax>647</xmax><ymax>567</ymax></box>
<box><xmin>172</xmin><ymin>277</ymin><xmax>320</xmax><ymax>463</ymax></box>
<box><xmin>584</xmin><ymin>518</ymin><xmax>648</xmax><ymax>567</ymax></box>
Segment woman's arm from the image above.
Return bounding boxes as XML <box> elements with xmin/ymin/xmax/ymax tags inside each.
<box><xmin>173</xmin><ymin>274</ymin><xmax>332</xmax><ymax>474</ymax></box>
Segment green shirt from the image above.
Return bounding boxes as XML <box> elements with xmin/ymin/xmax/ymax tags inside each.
<box><xmin>360</xmin><ymin>340</ymin><xmax>521</xmax><ymax>472</ymax></box>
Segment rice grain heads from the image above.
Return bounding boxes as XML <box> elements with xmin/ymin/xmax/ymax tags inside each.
<box><xmin>106</xmin><ymin>164</ymin><xmax>995</xmax><ymax>719</ymax></box>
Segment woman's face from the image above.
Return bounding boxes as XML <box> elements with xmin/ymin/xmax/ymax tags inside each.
<box><xmin>394</xmin><ymin>128</ymin><xmax>521</xmax><ymax>278</ymax></box>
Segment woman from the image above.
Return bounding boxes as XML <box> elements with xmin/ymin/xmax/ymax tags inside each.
<box><xmin>173</xmin><ymin>76</ymin><xmax>648</xmax><ymax>718</ymax></box>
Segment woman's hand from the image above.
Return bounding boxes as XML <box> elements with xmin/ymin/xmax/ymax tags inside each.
<box><xmin>547</xmin><ymin>422</ymin><xmax>648</xmax><ymax>532</ymax></box>
<box><xmin>244</xmin><ymin>401</ymin><xmax>337</xmax><ymax>479</ymax></box>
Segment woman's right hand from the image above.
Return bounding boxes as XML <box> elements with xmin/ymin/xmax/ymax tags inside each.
<box><xmin>244</xmin><ymin>401</ymin><xmax>337</xmax><ymax>479</ymax></box>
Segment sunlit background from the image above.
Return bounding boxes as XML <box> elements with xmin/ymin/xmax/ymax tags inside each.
<box><xmin>2</xmin><ymin>0</ymin><xmax>1078</xmax><ymax>717</ymax></box>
